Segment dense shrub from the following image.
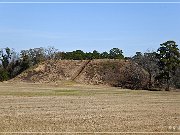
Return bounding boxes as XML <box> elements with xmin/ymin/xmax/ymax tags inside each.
<box><xmin>0</xmin><ymin>68</ymin><xmax>9</xmax><ymax>81</ymax></box>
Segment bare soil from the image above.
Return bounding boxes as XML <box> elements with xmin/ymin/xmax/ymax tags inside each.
<box><xmin>0</xmin><ymin>82</ymin><xmax>179</xmax><ymax>134</ymax></box>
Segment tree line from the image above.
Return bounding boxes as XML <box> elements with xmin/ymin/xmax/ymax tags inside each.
<box><xmin>132</xmin><ymin>41</ymin><xmax>180</xmax><ymax>90</ymax></box>
<box><xmin>0</xmin><ymin>47</ymin><xmax>124</xmax><ymax>80</ymax></box>
<box><xmin>0</xmin><ymin>40</ymin><xmax>180</xmax><ymax>90</ymax></box>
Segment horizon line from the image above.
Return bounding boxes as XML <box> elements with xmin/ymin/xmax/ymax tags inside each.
<box><xmin>0</xmin><ymin>1</ymin><xmax>180</xmax><ymax>4</ymax></box>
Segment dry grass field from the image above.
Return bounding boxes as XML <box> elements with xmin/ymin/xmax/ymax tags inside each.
<box><xmin>0</xmin><ymin>82</ymin><xmax>180</xmax><ymax>134</ymax></box>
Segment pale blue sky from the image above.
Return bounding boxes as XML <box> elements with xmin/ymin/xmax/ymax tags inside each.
<box><xmin>0</xmin><ymin>0</ymin><xmax>180</xmax><ymax>56</ymax></box>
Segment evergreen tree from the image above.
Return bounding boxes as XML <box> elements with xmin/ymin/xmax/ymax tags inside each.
<box><xmin>156</xmin><ymin>41</ymin><xmax>180</xmax><ymax>91</ymax></box>
<box><xmin>109</xmin><ymin>48</ymin><xmax>124</xmax><ymax>59</ymax></box>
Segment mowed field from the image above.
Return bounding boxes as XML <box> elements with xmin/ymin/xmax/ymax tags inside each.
<box><xmin>0</xmin><ymin>82</ymin><xmax>180</xmax><ymax>134</ymax></box>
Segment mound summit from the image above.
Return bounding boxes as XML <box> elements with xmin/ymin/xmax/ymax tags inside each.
<box><xmin>13</xmin><ymin>59</ymin><xmax>149</xmax><ymax>89</ymax></box>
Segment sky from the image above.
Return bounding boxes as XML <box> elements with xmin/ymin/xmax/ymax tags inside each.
<box><xmin>0</xmin><ymin>0</ymin><xmax>180</xmax><ymax>57</ymax></box>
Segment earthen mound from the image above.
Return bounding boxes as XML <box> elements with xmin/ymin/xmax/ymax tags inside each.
<box><xmin>13</xmin><ymin>59</ymin><xmax>149</xmax><ymax>89</ymax></box>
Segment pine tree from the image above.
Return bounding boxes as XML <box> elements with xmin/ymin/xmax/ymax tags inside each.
<box><xmin>156</xmin><ymin>41</ymin><xmax>180</xmax><ymax>91</ymax></box>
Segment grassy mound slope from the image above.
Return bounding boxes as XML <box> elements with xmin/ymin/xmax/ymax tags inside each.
<box><xmin>13</xmin><ymin>59</ymin><xmax>149</xmax><ymax>89</ymax></box>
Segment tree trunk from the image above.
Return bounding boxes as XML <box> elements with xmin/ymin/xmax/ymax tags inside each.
<box><xmin>147</xmin><ymin>68</ymin><xmax>153</xmax><ymax>90</ymax></box>
<box><xmin>148</xmin><ymin>72</ymin><xmax>152</xmax><ymax>89</ymax></box>
<box><xmin>165</xmin><ymin>79</ymin><xmax>170</xmax><ymax>91</ymax></box>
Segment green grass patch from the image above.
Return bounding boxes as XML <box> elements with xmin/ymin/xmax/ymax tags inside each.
<box><xmin>0</xmin><ymin>89</ymin><xmax>82</xmax><ymax>97</ymax></box>
<box><xmin>53</xmin><ymin>89</ymin><xmax>81</xmax><ymax>96</ymax></box>
<box><xmin>0</xmin><ymin>89</ymin><xmax>130</xmax><ymax>97</ymax></box>
<box><xmin>0</xmin><ymin>85</ymin><xmax>155</xmax><ymax>97</ymax></box>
